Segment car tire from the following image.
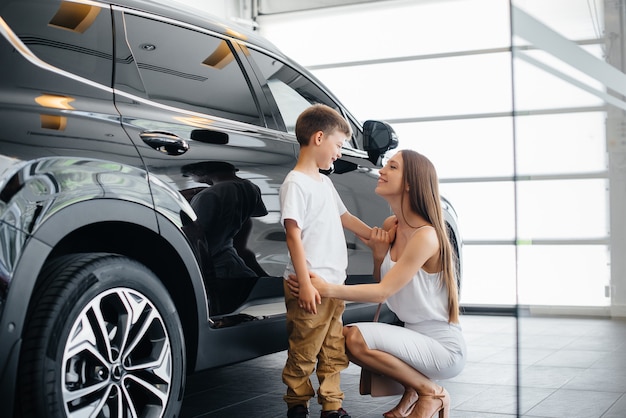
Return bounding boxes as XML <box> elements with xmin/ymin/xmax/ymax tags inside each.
<box><xmin>17</xmin><ymin>253</ymin><xmax>185</xmax><ymax>418</ymax></box>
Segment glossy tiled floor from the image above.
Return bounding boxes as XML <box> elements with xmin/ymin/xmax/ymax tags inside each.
<box><xmin>180</xmin><ymin>315</ymin><xmax>626</xmax><ymax>417</ymax></box>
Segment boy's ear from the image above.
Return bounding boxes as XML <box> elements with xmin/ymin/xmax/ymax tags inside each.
<box><xmin>313</xmin><ymin>131</ymin><xmax>324</xmax><ymax>145</ymax></box>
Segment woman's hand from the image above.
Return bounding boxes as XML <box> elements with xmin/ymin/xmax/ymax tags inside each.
<box><xmin>360</xmin><ymin>223</ymin><xmax>397</xmax><ymax>260</ymax></box>
<box><xmin>287</xmin><ymin>272</ymin><xmax>326</xmax><ymax>298</ymax></box>
<box><xmin>298</xmin><ymin>282</ymin><xmax>321</xmax><ymax>314</ymax></box>
<box><xmin>286</xmin><ymin>274</ymin><xmax>300</xmax><ymax>297</ymax></box>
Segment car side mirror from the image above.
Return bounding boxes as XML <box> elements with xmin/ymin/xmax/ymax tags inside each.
<box><xmin>363</xmin><ymin>120</ymin><xmax>398</xmax><ymax>165</ymax></box>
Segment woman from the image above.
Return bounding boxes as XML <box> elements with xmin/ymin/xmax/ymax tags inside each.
<box><xmin>288</xmin><ymin>149</ymin><xmax>465</xmax><ymax>418</ymax></box>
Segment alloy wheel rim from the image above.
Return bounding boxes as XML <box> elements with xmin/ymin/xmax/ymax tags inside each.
<box><xmin>61</xmin><ymin>287</ymin><xmax>172</xmax><ymax>417</ymax></box>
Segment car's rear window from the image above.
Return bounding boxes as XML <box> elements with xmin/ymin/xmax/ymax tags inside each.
<box><xmin>115</xmin><ymin>13</ymin><xmax>263</xmax><ymax>127</ymax></box>
<box><xmin>3</xmin><ymin>0</ymin><xmax>113</xmax><ymax>86</ymax></box>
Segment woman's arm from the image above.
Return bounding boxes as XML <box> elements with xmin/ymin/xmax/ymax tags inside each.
<box><xmin>372</xmin><ymin>216</ymin><xmax>398</xmax><ymax>280</ymax></box>
<box><xmin>341</xmin><ymin>213</ymin><xmax>393</xmax><ymax>282</ymax></box>
<box><xmin>290</xmin><ymin>225</ymin><xmax>438</xmax><ymax>303</ymax></box>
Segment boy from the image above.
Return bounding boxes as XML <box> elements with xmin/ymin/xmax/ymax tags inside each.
<box><xmin>280</xmin><ymin>104</ymin><xmax>372</xmax><ymax>418</ymax></box>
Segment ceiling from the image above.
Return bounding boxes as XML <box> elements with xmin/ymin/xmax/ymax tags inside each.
<box><xmin>256</xmin><ymin>0</ymin><xmax>390</xmax><ymax>15</ymax></box>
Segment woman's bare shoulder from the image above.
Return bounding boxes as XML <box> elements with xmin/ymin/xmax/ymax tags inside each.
<box><xmin>408</xmin><ymin>224</ymin><xmax>439</xmax><ymax>251</ymax></box>
<box><xmin>382</xmin><ymin>215</ymin><xmax>398</xmax><ymax>230</ymax></box>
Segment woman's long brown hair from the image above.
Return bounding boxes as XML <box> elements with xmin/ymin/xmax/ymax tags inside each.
<box><xmin>399</xmin><ymin>150</ymin><xmax>460</xmax><ymax>323</ymax></box>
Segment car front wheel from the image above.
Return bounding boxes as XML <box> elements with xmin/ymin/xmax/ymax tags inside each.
<box><xmin>17</xmin><ymin>253</ymin><xmax>185</xmax><ymax>418</ymax></box>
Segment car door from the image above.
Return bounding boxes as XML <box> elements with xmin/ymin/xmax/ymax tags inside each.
<box><xmin>111</xmin><ymin>8</ymin><xmax>296</xmax><ymax>317</ymax></box>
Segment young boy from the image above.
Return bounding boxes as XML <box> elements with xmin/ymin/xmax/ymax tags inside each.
<box><xmin>280</xmin><ymin>104</ymin><xmax>372</xmax><ymax>418</ymax></box>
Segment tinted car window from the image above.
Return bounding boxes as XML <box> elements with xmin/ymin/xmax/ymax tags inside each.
<box><xmin>248</xmin><ymin>49</ymin><xmax>362</xmax><ymax>148</ymax></box>
<box><xmin>2</xmin><ymin>0</ymin><xmax>113</xmax><ymax>86</ymax></box>
<box><xmin>116</xmin><ymin>13</ymin><xmax>263</xmax><ymax>126</ymax></box>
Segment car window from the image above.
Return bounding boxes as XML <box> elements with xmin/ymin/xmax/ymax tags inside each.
<box><xmin>2</xmin><ymin>0</ymin><xmax>113</xmax><ymax>86</ymax></box>
<box><xmin>265</xmin><ymin>79</ymin><xmax>312</xmax><ymax>132</ymax></box>
<box><xmin>115</xmin><ymin>13</ymin><xmax>263</xmax><ymax>126</ymax></box>
<box><xmin>247</xmin><ymin>49</ymin><xmax>361</xmax><ymax>148</ymax></box>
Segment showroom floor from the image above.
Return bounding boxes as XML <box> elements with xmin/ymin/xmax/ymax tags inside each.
<box><xmin>180</xmin><ymin>315</ymin><xmax>626</xmax><ymax>418</ymax></box>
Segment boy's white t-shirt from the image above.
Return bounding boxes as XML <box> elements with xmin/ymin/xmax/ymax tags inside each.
<box><xmin>280</xmin><ymin>170</ymin><xmax>348</xmax><ymax>285</ymax></box>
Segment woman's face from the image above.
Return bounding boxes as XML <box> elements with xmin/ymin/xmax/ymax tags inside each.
<box><xmin>375</xmin><ymin>152</ymin><xmax>405</xmax><ymax>197</ymax></box>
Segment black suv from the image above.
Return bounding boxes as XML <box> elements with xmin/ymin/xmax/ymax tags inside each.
<box><xmin>0</xmin><ymin>0</ymin><xmax>462</xmax><ymax>416</ymax></box>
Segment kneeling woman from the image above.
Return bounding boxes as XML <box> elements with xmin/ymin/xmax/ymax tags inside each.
<box><xmin>289</xmin><ymin>150</ymin><xmax>466</xmax><ymax>418</ymax></box>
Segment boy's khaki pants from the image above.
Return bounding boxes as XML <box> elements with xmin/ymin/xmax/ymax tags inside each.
<box><xmin>282</xmin><ymin>280</ymin><xmax>349</xmax><ymax>411</ymax></box>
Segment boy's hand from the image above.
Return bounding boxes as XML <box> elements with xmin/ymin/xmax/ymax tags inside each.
<box><xmin>298</xmin><ymin>282</ymin><xmax>321</xmax><ymax>314</ymax></box>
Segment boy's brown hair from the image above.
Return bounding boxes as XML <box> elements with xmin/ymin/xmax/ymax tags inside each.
<box><xmin>295</xmin><ymin>104</ymin><xmax>351</xmax><ymax>146</ymax></box>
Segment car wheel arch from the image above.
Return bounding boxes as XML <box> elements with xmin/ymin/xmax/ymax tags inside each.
<box><xmin>3</xmin><ymin>199</ymin><xmax>207</xmax><ymax>378</ymax></box>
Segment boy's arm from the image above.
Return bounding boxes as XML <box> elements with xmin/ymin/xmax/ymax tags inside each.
<box><xmin>284</xmin><ymin>219</ymin><xmax>321</xmax><ymax>314</ymax></box>
<box><xmin>340</xmin><ymin>211</ymin><xmax>372</xmax><ymax>240</ymax></box>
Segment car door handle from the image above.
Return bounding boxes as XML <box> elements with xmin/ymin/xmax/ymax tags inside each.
<box><xmin>140</xmin><ymin>131</ymin><xmax>189</xmax><ymax>155</ymax></box>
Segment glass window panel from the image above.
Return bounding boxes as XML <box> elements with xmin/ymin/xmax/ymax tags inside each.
<box><xmin>246</xmin><ymin>49</ymin><xmax>344</xmax><ymax>134</ymax></box>
<box><xmin>439</xmin><ymin>182</ymin><xmax>516</xmax><ymax>241</ymax></box>
<box><xmin>518</xmin><ymin>45</ymin><xmax>604</xmax><ymax>89</ymax></box>
<box><xmin>513</xmin><ymin>49</ymin><xmax>605</xmax><ymax>111</ymax></box>
<box><xmin>516</xmin><ymin>179</ymin><xmax>609</xmax><ymax>240</ymax></box>
<box><xmin>311</xmin><ymin>53</ymin><xmax>512</xmax><ymax>122</ymax></box>
<box><xmin>460</xmin><ymin>245</ymin><xmax>517</xmax><ymax>305</ymax></box>
<box><xmin>512</xmin><ymin>0</ymin><xmax>612</xmax><ymax>313</ymax></box>
<box><xmin>119</xmin><ymin>14</ymin><xmax>262</xmax><ymax>125</ymax></box>
<box><xmin>517</xmin><ymin>245</ymin><xmax>610</xmax><ymax>306</ymax></box>
<box><xmin>515</xmin><ymin>112</ymin><xmax>607</xmax><ymax>175</ymax></box>
<box><xmin>257</xmin><ymin>0</ymin><xmax>511</xmax><ymax>66</ymax></box>
<box><xmin>514</xmin><ymin>0</ymin><xmax>604</xmax><ymax>40</ymax></box>
<box><xmin>393</xmin><ymin>117</ymin><xmax>515</xmax><ymax>179</ymax></box>
<box><xmin>4</xmin><ymin>0</ymin><xmax>113</xmax><ymax>86</ymax></box>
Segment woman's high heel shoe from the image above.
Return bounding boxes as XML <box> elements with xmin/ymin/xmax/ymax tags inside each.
<box><xmin>383</xmin><ymin>389</ymin><xmax>419</xmax><ymax>418</ymax></box>
<box><xmin>409</xmin><ymin>387</ymin><xmax>450</xmax><ymax>418</ymax></box>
